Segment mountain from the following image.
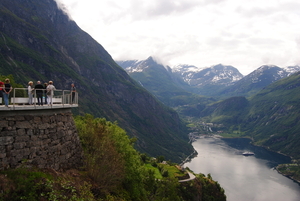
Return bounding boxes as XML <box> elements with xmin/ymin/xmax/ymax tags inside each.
<box><xmin>172</xmin><ymin>64</ymin><xmax>244</xmax><ymax>96</ymax></box>
<box><xmin>117</xmin><ymin>57</ymin><xmax>215</xmax><ymax>108</ymax></box>
<box><xmin>198</xmin><ymin>72</ymin><xmax>300</xmax><ymax>160</ymax></box>
<box><xmin>218</xmin><ymin>65</ymin><xmax>298</xmax><ymax>97</ymax></box>
<box><xmin>284</xmin><ymin>65</ymin><xmax>300</xmax><ymax>75</ymax></box>
<box><xmin>173</xmin><ymin>64</ymin><xmax>300</xmax><ymax>98</ymax></box>
<box><xmin>172</xmin><ymin>63</ymin><xmax>243</xmax><ymax>87</ymax></box>
<box><xmin>0</xmin><ymin>0</ymin><xmax>194</xmax><ymax>162</ymax></box>
<box><xmin>119</xmin><ymin>60</ymin><xmax>300</xmax><ymax>100</ymax></box>
<box><xmin>243</xmin><ymin>71</ymin><xmax>300</xmax><ymax>158</ymax></box>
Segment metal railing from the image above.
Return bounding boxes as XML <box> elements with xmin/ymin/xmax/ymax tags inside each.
<box><xmin>1</xmin><ymin>88</ymin><xmax>78</xmax><ymax>110</ymax></box>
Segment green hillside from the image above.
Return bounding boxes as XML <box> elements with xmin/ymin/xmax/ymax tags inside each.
<box><xmin>0</xmin><ymin>115</ymin><xmax>226</xmax><ymax>201</ymax></box>
<box><xmin>200</xmin><ymin>72</ymin><xmax>300</xmax><ymax>160</ymax></box>
<box><xmin>244</xmin><ymin>72</ymin><xmax>300</xmax><ymax>157</ymax></box>
<box><xmin>218</xmin><ymin>65</ymin><xmax>286</xmax><ymax>97</ymax></box>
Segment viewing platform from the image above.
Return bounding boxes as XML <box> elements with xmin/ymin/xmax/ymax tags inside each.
<box><xmin>0</xmin><ymin>88</ymin><xmax>78</xmax><ymax>111</ymax></box>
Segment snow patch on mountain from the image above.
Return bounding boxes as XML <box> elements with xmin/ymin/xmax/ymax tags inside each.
<box><xmin>284</xmin><ymin>65</ymin><xmax>300</xmax><ymax>76</ymax></box>
<box><xmin>172</xmin><ymin>64</ymin><xmax>244</xmax><ymax>87</ymax></box>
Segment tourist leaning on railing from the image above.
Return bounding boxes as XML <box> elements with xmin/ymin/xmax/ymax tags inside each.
<box><xmin>3</xmin><ymin>78</ymin><xmax>12</xmax><ymax>107</ymax></box>
<box><xmin>0</xmin><ymin>80</ymin><xmax>4</xmax><ymax>105</ymax></box>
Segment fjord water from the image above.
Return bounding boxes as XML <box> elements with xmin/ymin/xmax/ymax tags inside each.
<box><xmin>184</xmin><ymin>137</ymin><xmax>300</xmax><ymax>201</ymax></box>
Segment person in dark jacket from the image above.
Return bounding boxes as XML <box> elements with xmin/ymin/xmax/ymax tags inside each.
<box><xmin>34</xmin><ymin>81</ymin><xmax>44</xmax><ymax>106</ymax></box>
<box><xmin>70</xmin><ymin>83</ymin><xmax>76</xmax><ymax>104</ymax></box>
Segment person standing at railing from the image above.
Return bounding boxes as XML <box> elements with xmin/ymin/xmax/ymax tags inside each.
<box><xmin>28</xmin><ymin>81</ymin><xmax>34</xmax><ymax>105</ymax></box>
<box><xmin>46</xmin><ymin>81</ymin><xmax>56</xmax><ymax>105</ymax></box>
<box><xmin>0</xmin><ymin>80</ymin><xmax>4</xmax><ymax>105</ymax></box>
<box><xmin>44</xmin><ymin>82</ymin><xmax>48</xmax><ymax>104</ymax></box>
<box><xmin>3</xmin><ymin>78</ymin><xmax>12</xmax><ymax>107</ymax></box>
<box><xmin>35</xmin><ymin>81</ymin><xmax>44</xmax><ymax>106</ymax></box>
<box><xmin>70</xmin><ymin>83</ymin><xmax>76</xmax><ymax>104</ymax></box>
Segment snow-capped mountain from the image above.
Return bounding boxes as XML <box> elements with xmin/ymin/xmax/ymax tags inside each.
<box><xmin>284</xmin><ymin>65</ymin><xmax>300</xmax><ymax>76</ymax></box>
<box><xmin>172</xmin><ymin>64</ymin><xmax>243</xmax><ymax>87</ymax></box>
<box><xmin>218</xmin><ymin>65</ymin><xmax>299</xmax><ymax>97</ymax></box>
<box><xmin>117</xmin><ymin>56</ymin><xmax>300</xmax><ymax>97</ymax></box>
<box><xmin>117</xmin><ymin>56</ymin><xmax>204</xmax><ymax>107</ymax></box>
<box><xmin>117</xmin><ymin>57</ymin><xmax>172</xmax><ymax>74</ymax></box>
<box><xmin>247</xmin><ymin>65</ymin><xmax>287</xmax><ymax>83</ymax></box>
<box><xmin>116</xmin><ymin>60</ymin><xmax>144</xmax><ymax>73</ymax></box>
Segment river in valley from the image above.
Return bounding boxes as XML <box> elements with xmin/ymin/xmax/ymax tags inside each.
<box><xmin>184</xmin><ymin>137</ymin><xmax>300</xmax><ymax>201</ymax></box>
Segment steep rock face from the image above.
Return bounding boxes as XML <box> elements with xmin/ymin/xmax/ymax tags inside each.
<box><xmin>0</xmin><ymin>0</ymin><xmax>193</xmax><ymax>162</ymax></box>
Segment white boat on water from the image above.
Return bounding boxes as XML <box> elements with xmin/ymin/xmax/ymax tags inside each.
<box><xmin>242</xmin><ymin>151</ymin><xmax>255</xmax><ymax>156</ymax></box>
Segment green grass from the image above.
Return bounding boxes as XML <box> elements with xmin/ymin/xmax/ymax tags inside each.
<box><xmin>144</xmin><ymin>163</ymin><xmax>186</xmax><ymax>179</ymax></box>
<box><xmin>144</xmin><ymin>164</ymin><xmax>163</xmax><ymax>179</ymax></box>
<box><xmin>159</xmin><ymin>164</ymin><xmax>186</xmax><ymax>178</ymax></box>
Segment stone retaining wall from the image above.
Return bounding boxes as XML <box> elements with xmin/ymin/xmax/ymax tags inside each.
<box><xmin>0</xmin><ymin>108</ymin><xmax>83</xmax><ymax>170</ymax></box>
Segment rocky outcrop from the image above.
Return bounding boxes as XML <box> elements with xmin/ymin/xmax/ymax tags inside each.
<box><xmin>0</xmin><ymin>108</ymin><xmax>83</xmax><ymax>170</ymax></box>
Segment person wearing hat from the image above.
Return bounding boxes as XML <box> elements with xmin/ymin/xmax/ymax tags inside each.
<box><xmin>46</xmin><ymin>81</ymin><xmax>56</xmax><ymax>105</ymax></box>
<box><xmin>28</xmin><ymin>81</ymin><xmax>34</xmax><ymax>105</ymax></box>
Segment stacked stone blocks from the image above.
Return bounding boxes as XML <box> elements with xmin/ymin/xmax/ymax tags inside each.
<box><xmin>0</xmin><ymin>109</ymin><xmax>83</xmax><ymax>170</ymax></box>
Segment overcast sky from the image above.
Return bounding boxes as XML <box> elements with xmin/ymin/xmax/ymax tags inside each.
<box><xmin>56</xmin><ymin>0</ymin><xmax>300</xmax><ymax>75</ymax></box>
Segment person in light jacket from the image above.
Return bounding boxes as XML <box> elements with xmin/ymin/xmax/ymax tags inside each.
<box><xmin>28</xmin><ymin>81</ymin><xmax>34</xmax><ymax>105</ymax></box>
<box><xmin>46</xmin><ymin>81</ymin><xmax>56</xmax><ymax>105</ymax></box>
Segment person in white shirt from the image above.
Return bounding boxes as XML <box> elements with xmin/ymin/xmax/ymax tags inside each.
<box><xmin>46</xmin><ymin>81</ymin><xmax>56</xmax><ymax>105</ymax></box>
<box><xmin>28</xmin><ymin>81</ymin><xmax>34</xmax><ymax>105</ymax></box>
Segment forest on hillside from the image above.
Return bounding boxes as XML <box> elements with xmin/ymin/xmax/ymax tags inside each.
<box><xmin>0</xmin><ymin>114</ymin><xmax>226</xmax><ymax>201</ymax></box>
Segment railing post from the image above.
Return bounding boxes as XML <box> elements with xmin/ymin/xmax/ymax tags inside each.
<box><xmin>62</xmin><ymin>90</ymin><xmax>65</xmax><ymax>107</ymax></box>
<box><xmin>34</xmin><ymin>89</ymin><xmax>36</xmax><ymax>109</ymax></box>
<box><xmin>76</xmin><ymin>92</ymin><xmax>78</xmax><ymax>104</ymax></box>
<box><xmin>13</xmin><ymin>88</ymin><xmax>15</xmax><ymax>109</ymax></box>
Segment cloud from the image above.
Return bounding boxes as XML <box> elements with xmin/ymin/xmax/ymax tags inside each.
<box><xmin>127</xmin><ymin>0</ymin><xmax>199</xmax><ymax>19</ymax></box>
<box><xmin>56</xmin><ymin>0</ymin><xmax>300</xmax><ymax>75</ymax></box>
